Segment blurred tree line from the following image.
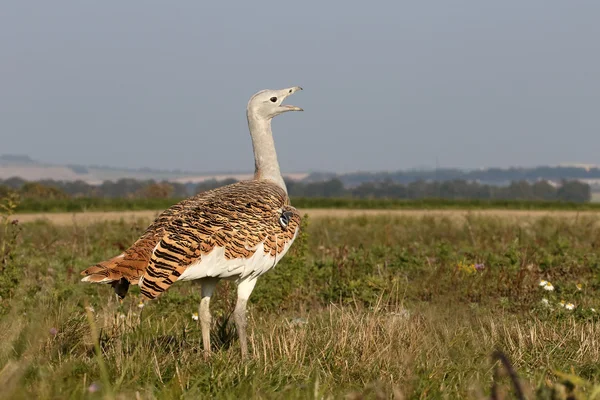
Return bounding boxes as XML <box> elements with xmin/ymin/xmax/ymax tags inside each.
<box><xmin>0</xmin><ymin>176</ymin><xmax>592</xmax><ymax>203</ymax></box>
<box><xmin>324</xmin><ymin>166</ymin><xmax>600</xmax><ymax>187</ymax></box>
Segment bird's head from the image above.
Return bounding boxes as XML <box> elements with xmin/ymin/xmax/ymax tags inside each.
<box><xmin>247</xmin><ymin>86</ymin><xmax>303</xmax><ymax>121</ymax></box>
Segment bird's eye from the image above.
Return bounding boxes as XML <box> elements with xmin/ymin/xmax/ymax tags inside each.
<box><xmin>289</xmin><ymin>89</ymin><xmax>292</xmax><ymax>93</ymax></box>
<box><xmin>270</xmin><ymin>97</ymin><xmax>277</xmax><ymax>102</ymax></box>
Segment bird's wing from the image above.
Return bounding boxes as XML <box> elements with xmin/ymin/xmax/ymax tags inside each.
<box><xmin>139</xmin><ymin>181</ymin><xmax>301</xmax><ymax>299</ymax></box>
<box><xmin>81</xmin><ymin>191</ymin><xmax>213</xmax><ymax>285</ymax></box>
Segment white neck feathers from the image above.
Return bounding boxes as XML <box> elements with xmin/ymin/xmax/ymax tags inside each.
<box><xmin>247</xmin><ymin>114</ymin><xmax>287</xmax><ymax>194</ymax></box>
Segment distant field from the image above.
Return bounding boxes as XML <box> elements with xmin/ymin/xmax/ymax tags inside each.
<box><xmin>2</xmin><ymin>213</ymin><xmax>600</xmax><ymax>397</ymax></box>
<box><xmin>0</xmin><ymin>161</ymin><xmax>309</xmax><ymax>184</ymax></box>
<box><xmin>12</xmin><ymin>196</ymin><xmax>600</xmax><ymax>213</ymax></box>
<box><xmin>592</xmin><ymin>192</ymin><xmax>600</xmax><ymax>202</ymax></box>
<box><xmin>13</xmin><ymin>207</ymin><xmax>600</xmax><ymax>226</ymax></box>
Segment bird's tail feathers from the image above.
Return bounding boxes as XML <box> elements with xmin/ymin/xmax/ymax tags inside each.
<box><xmin>80</xmin><ymin>254</ymin><xmax>126</xmax><ymax>283</ymax></box>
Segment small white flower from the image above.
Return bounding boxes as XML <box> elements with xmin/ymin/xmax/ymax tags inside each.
<box><xmin>591</xmin><ymin>308</ymin><xmax>596</xmax><ymax>313</ymax></box>
<box><xmin>137</xmin><ymin>301</ymin><xmax>145</xmax><ymax>309</ymax></box>
<box><xmin>576</xmin><ymin>283</ymin><xmax>583</xmax><ymax>291</ymax></box>
<box><xmin>118</xmin><ymin>313</ymin><xmax>126</xmax><ymax>320</ymax></box>
<box><xmin>543</xmin><ymin>282</ymin><xmax>555</xmax><ymax>291</ymax></box>
<box><xmin>541</xmin><ymin>298</ymin><xmax>549</xmax><ymax>306</ymax></box>
<box><xmin>565</xmin><ymin>303</ymin><xmax>575</xmax><ymax>311</ymax></box>
<box><xmin>192</xmin><ymin>312</ymin><xmax>199</xmax><ymax>321</ymax></box>
<box><xmin>559</xmin><ymin>300</ymin><xmax>566</xmax><ymax>307</ymax></box>
<box><xmin>85</xmin><ymin>306</ymin><xmax>95</xmax><ymax>313</ymax></box>
<box><xmin>539</xmin><ymin>280</ymin><xmax>548</xmax><ymax>287</ymax></box>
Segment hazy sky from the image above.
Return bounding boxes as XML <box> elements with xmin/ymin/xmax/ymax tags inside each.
<box><xmin>1</xmin><ymin>1</ymin><xmax>599</xmax><ymax>174</ymax></box>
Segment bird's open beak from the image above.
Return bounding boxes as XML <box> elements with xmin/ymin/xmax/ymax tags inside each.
<box><xmin>280</xmin><ymin>86</ymin><xmax>303</xmax><ymax>112</ymax></box>
<box><xmin>281</xmin><ymin>104</ymin><xmax>303</xmax><ymax>112</ymax></box>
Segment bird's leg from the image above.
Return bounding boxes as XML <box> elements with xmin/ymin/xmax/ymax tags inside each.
<box><xmin>234</xmin><ymin>278</ymin><xmax>257</xmax><ymax>359</ymax></box>
<box><xmin>199</xmin><ymin>278</ymin><xmax>218</xmax><ymax>360</ymax></box>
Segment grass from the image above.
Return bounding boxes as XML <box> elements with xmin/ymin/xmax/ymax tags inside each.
<box><xmin>16</xmin><ymin>208</ymin><xmax>600</xmax><ymax>228</ymax></box>
<box><xmin>2</xmin><ymin>210</ymin><xmax>600</xmax><ymax>398</ymax></box>
<box><xmin>12</xmin><ymin>196</ymin><xmax>600</xmax><ymax>213</ymax></box>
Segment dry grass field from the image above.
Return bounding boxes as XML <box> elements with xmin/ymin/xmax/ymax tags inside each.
<box><xmin>14</xmin><ymin>208</ymin><xmax>600</xmax><ymax>226</ymax></box>
<box><xmin>2</xmin><ymin>206</ymin><xmax>600</xmax><ymax>398</ymax></box>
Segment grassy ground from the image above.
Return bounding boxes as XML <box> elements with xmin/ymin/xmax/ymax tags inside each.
<box><xmin>2</xmin><ymin>210</ymin><xmax>600</xmax><ymax>398</ymax></box>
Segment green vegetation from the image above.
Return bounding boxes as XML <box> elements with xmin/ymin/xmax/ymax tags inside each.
<box><xmin>292</xmin><ymin>197</ymin><xmax>600</xmax><ymax>210</ymax></box>
<box><xmin>2</xmin><ymin>203</ymin><xmax>600</xmax><ymax>397</ymax></box>
<box><xmin>10</xmin><ymin>196</ymin><xmax>600</xmax><ymax>213</ymax></box>
<box><xmin>0</xmin><ymin>192</ymin><xmax>21</xmax><ymax>314</ymax></box>
<box><xmin>289</xmin><ymin>177</ymin><xmax>592</xmax><ymax>203</ymax></box>
<box><xmin>1</xmin><ymin>174</ymin><xmax>593</xmax><ymax>204</ymax></box>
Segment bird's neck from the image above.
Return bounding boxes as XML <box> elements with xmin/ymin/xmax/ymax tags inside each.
<box><xmin>248</xmin><ymin>116</ymin><xmax>287</xmax><ymax>194</ymax></box>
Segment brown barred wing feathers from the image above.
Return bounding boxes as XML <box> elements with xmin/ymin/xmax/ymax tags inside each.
<box><xmin>81</xmin><ymin>185</ymin><xmax>236</xmax><ymax>288</ymax></box>
<box><xmin>139</xmin><ymin>181</ymin><xmax>300</xmax><ymax>300</ymax></box>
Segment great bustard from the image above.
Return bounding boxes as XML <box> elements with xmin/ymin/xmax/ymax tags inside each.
<box><xmin>81</xmin><ymin>86</ymin><xmax>304</xmax><ymax>358</ymax></box>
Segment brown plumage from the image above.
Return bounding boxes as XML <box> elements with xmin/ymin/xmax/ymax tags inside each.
<box><xmin>81</xmin><ymin>194</ymin><xmax>203</xmax><ymax>288</ymax></box>
<box><xmin>80</xmin><ymin>180</ymin><xmax>300</xmax><ymax>299</ymax></box>
<box><xmin>139</xmin><ymin>180</ymin><xmax>300</xmax><ymax>299</ymax></box>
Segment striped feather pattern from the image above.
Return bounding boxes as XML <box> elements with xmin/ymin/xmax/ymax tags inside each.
<box><xmin>139</xmin><ymin>181</ymin><xmax>300</xmax><ymax>299</ymax></box>
<box><xmin>80</xmin><ymin>194</ymin><xmax>204</xmax><ymax>285</ymax></box>
<box><xmin>81</xmin><ymin>181</ymin><xmax>301</xmax><ymax>300</ymax></box>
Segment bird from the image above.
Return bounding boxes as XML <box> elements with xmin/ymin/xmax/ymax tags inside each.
<box><xmin>81</xmin><ymin>86</ymin><xmax>304</xmax><ymax>359</ymax></box>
